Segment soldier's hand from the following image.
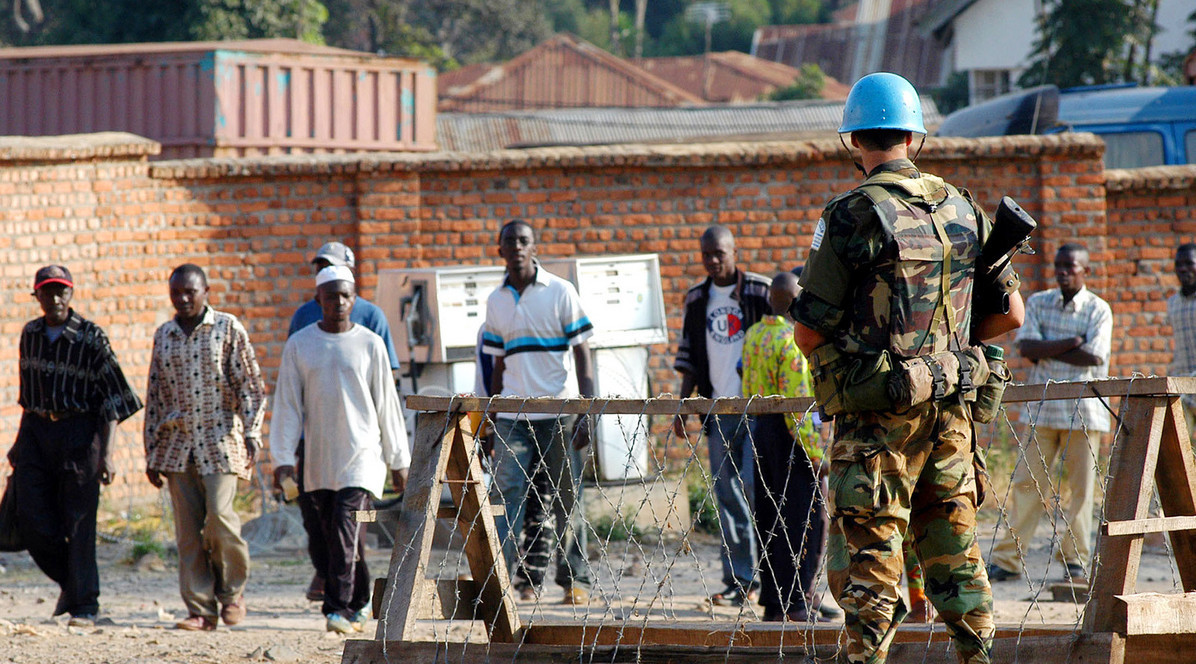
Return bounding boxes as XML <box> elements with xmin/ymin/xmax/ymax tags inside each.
<box><xmin>146</xmin><ymin>469</ymin><xmax>164</xmax><ymax>488</ymax></box>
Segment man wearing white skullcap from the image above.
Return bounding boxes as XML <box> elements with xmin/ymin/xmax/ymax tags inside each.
<box><xmin>270</xmin><ymin>266</ymin><xmax>410</xmax><ymax>634</ymax></box>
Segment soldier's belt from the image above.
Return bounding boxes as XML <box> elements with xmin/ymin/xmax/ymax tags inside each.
<box><xmin>809</xmin><ymin>344</ymin><xmax>990</xmax><ymax>417</ymax></box>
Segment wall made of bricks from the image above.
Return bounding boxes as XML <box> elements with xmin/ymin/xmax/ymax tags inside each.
<box><xmin>5</xmin><ymin>131</ymin><xmax>1184</xmax><ymax>506</ymax></box>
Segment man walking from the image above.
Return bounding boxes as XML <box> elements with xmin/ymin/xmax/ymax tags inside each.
<box><xmin>287</xmin><ymin>241</ymin><xmax>400</xmax><ymax>603</ymax></box>
<box><xmin>792</xmin><ymin>72</ymin><xmax>1025</xmax><ymax>663</ymax></box>
<box><xmin>9</xmin><ymin>265</ymin><xmax>143</xmax><ymax>626</ymax></box>
<box><xmin>271</xmin><ymin>266</ymin><xmax>410</xmax><ymax>634</ymax></box>
<box><xmin>673</xmin><ymin>225</ymin><xmax>771</xmax><ymax>605</ymax></box>
<box><xmin>990</xmin><ymin>243</ymin><xmax>1113</xmax><ymax>584</ymax></box>
<box><xmin>144</xmin><ymin>264</ymin><xmax>266</xmax><ymax>631</ymax></box>
<box><xmin>483</xmin><ymin>219</ymin><xmax>596</xmax><ymax>604</ymax></box>
<box><xmin>1168</xmin><ymin>243</ymin><xmax>1196</xmax><ymax>443</ymax></box>
<box><xmin>741</xmin><ymin>271</ymin><xmax>826</xmax><ymax>622</ymax></box>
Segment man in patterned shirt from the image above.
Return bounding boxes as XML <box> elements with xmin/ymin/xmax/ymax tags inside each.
<box><xmin>741</xmin><ymin>271</ymin><xmax>826</xmax><ymax>623</ymax></box>
<box><xmin>10</xmin><ymin>265</ymin><xmax>143</xmax><ymax>627</ymax></box>
<box><xmin>1168</xmin><ymin>243</ymin><xmax>1196</xmax><ymax>443</ymax></box>
<box><xmin>144</xmin><ymin>264</ymin><xmax>266</xmax><ymax>631</ymax></box>
<box><xmin>989</xmin><ymin>243</ymin><xmax>1112</xmax><ymax>584</ymax></box>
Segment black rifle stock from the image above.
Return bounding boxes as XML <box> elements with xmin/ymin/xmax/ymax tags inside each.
<box><xmin>972</xmin><ymin>196</ymin><xmax>1037</xmax><ymax>341</ymax></box>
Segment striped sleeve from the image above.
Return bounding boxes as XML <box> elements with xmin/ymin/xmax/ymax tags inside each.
<box><xmin>481</xmin><ymin>291</ymin><xmax>506</xmax><ymax>356</ymax></box>
<box><xmin>560</xmin><ymin>282</ymin><xmax>593</xmax><ymax>346</ymax></box>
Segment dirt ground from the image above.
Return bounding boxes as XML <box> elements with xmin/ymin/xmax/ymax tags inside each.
<box><xmin>0</xmin><ymin>502</ymin><xmax>1184</xmax><ymax>664</ymax></box>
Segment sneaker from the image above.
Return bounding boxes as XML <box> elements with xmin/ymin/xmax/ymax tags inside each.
<box><xmin>710</xmin><ymin>582</ymin><xmax>759</xmax><ymax>607</ymax></box>
<box><xmin>220</xmin><ymin>596</ymin><xmax>246</xmax><ymax>625</ymax></box>
<box><xmin>325</xmin><ymin>613</ymin><xmax>354</xmax><ymax>634</ymax></box>
<box><xmin>67</xmin><ymin>614</ymin><xmax>97</xmax><ymax>628</ymax></box>
<box><xmin>810</xmin><ymin>594</ymin><xmax>844</xmax><ymax>620</ymax></box>
<box><xmin>987</xmin><ymin>563</ymin><xmax>1021</xmax><ymax>583</ymax></box>
<box><xmin>1064</xmin><ymin>563</ymin><xmax>1088</xmax><ymax>584</ymax></box>
<box><xmin>306</xmin><ymin>574</ymin><xmax>325</xmax><ymax>602</ymax></box>
<box><xmin>174</xmin><ymin>615</ymin><xmax>217</xmax><ymax>631</ymax></box>
<box><xmin>561</xmin><ymin>586</ymin><xmax>589</xmax><ymax>605</ymax></box>
<box><xmin>350</xmin><ymin>606</ymin><xmax>371</xmax><ymax>632</ymax></box>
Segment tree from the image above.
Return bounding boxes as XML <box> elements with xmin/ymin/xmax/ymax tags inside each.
<box><xmin>2</xmin><ymin>0</ymin><xmax>327</xmax><ymax>46</ymax></box>
<box><xmin>1018</xmin><ymin>0</ymin><xmax>1135</xmax><ymax>88</ymax></box>
<box><xmin>766</xmin><ymin>62</ymin><xmax>825</xmax><ymax>100</ymax></box>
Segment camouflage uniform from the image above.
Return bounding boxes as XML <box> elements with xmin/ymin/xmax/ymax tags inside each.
<box><xmin>792</xmin><ymin>159</ymin><xmax>1000</xmax><ymax>664</ymax></box>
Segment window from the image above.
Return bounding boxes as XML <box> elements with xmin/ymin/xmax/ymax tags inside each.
<box><xmin>970</xmin><ymin>70</ymin><xmax>1012</xmax><ymax>104</ymax></box>
<box><xmin>1099</xmin><ymin>131</ymin><xmax>1165</xmax><ymax>169</ymax></box>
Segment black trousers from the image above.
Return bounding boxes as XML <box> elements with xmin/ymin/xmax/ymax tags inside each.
<box><xmin>306</xmin><ymin>487</ymin><xmax>372</xmax><ymax>618</ymax></box>
<box><xmin>753</xmin><ymin>414</ymin><xmax>828</xmax><ymax>616</ymax></box>
<box><xmin>294</xmin><ymin>443</ymin><xmax>329</xmax><ymax>584</ymax></box>
<box><xmin>9</xmin><ymin>413</ymin><xmax>101</xmax><ymax>617</ymax></box>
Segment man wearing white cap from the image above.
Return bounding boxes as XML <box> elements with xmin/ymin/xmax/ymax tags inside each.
<box><xmin>287</xmin><ymin>241</ymin><xmax>400</xmax><ymax>604</ymax></box>
<box><xmin>270</xmin><ymin>266</ymin><xmax>410</xmax><ymax>634</ymax></box>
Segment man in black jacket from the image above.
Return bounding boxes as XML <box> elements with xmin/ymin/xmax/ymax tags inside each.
<box><xmin>672</xmin><ymin>226</ymin><xmax>771</xmax><ymax>605</ymax></box>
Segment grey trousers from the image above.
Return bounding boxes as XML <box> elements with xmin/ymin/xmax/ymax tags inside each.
<box><xmin>166</xmin><ymin>466</ymin><xmax>250</xmax><ymax>618</ymax></box>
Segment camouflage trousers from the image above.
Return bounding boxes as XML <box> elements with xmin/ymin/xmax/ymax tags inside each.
<box><xmin>827</xmin><ymin>400</ymin><xmax>994</xmax><ymax>664</ymax></box>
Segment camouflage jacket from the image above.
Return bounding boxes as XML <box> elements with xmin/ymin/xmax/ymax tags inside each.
<box><xmin>792</xmin><ymin>159</ymin><xmax>990</xmax><ymax>359</ymax></box>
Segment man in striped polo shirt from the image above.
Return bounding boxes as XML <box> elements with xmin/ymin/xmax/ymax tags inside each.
<box><xmin>482</xmin><ymin>219</ymin><xmax>596</xmax><ymax>605</ymax></box>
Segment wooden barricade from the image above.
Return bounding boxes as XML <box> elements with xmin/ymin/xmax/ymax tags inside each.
<box><xmin>343</xmin><ymin>377</ymin><xmax>1196</xmax><ymax>664</ymax></box>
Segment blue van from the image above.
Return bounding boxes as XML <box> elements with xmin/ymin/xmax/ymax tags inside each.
<box><xmin>935</xmin><ymin>84</ymin><xmax>1196</xmax><ymax>170</ymax></box>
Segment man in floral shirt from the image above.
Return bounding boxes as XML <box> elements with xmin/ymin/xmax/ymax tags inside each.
<box><xmin>144</xmin><ymin>264</ymin><xmax>266</xmax><ymax>631</ymax></box>
<box><xmin>741</xmin><ymin>270</ymin><xmax>826</xmax><ymax>622</ymax></box>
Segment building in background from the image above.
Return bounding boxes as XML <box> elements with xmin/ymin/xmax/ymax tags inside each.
<box><xmin>752</xmin><ymin>0</ymin><xmax>943</xmax><ymax>93</ymax></box>
<box><xmin>637</xmin><ymin>51</ymin><xmax>849</xmax><ymax>103</ymax></box>
<box><xmin>0</xmin><ymin>38</ymin><xmax>437</xmax><ymax>159</ymax></box>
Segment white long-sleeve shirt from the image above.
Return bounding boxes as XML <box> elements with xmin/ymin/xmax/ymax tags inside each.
<box><xmin>270</xmin><ymin>324</ymin><xmax>410</xmax><ymax>498</ymax></box>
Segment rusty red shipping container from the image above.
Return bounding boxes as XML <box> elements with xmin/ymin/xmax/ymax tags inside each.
<box><xmin>0</xmin><ymin>38</ymin><xmax>437</xmax><ymax>159</ymax></box>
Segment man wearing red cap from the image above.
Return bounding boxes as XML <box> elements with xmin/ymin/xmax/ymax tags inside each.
<box><xmin>8</xmin><ymin>265</ymin><xmax>142</xmax><ymax>626</ymax></box>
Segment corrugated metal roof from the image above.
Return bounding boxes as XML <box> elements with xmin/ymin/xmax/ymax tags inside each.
<box><xmin>438</xmin><ymin>33</ymin><xmax>705</xmax><ymax>112</ymax></box>
<box><xmin>752</xmin><ymin>0</ymin><xmax>944</xmax><ymax>91</ymax></box>
<box><xmin>437</xmin><ymin>97</ymin><xmax>943</xmax><ymax>152</ymax></box>
<box><xmin>0</xmin><ymin>38</ymin><xmax>407</xmax><ymax>61</ymax></box>
<box><xmin>637</xmin><ymin>51</ymin><xmax>850</xmax><ymax>102</ymax></box>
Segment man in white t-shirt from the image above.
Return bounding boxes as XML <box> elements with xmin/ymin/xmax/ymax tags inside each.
<box><xmin>482</xmin><ymin>220</ymin><xmax>597</xmax><ymax>605</ymax></box>
<box><xmin>270</xmin><ymin>266</ymin><xmax>410</xmax><ymax>634</ymax></box>
<box><xmin>673</xmin><ymin>225</ymin><xmax>772</xmax><ymax>605</ymax></box>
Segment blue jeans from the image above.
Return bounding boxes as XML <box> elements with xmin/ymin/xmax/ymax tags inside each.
<box><xmin>491</xmin><ymin>417</ymin><xmax>592</xmax><ymax>589</ymax></box>
<box><xmin>706</xmin><ymin>413</ymin><xmax>758</xmax><ymax>587</ymax></box>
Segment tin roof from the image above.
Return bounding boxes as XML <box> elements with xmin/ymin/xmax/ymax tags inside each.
<box><xmin>752</xmin><ymin>0</ymin><xmax>944</xmax><ymax>91</ymax></box>
<box><xmin>437</xmin><ymin>97</ymin><xmax>943</xmax><ymax>152</ymax></box>
<box><xmin>636</xmin><ymin>51</ymin><xmax>850</xmax><ymax>102</ymax></box>
<box><xmin>437</xmin><ymin>33</ymin><xmax>705</xmax><ymax>112</ymax></box>
<box><xmin>0</xmin><ymin>38</ymin><xmax>421</xmax><ymax>64</ymax></box>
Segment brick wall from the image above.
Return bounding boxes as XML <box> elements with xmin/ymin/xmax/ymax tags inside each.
<box><xmin>2</xmin><ymin>131</ymin><xmax>1189</xmax><ymax>504</ymax></box>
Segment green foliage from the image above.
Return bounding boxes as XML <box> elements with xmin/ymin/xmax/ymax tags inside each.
<box><xmin>129</xmin><ymin>534</ymin><xmax>169</xmax><ymax>563</ymax></box>
<box><xmin>651</xmin><ymin>0</ymin><xmax>772</xmax><ymax>56</ymax></box>
<box><xmin>1018</xmin><ymin>0</ymin><xmax>1135</xmax><ymax>88</ymax></box>
<box><xmin>687</xmin><ymin>474</ymin><xmax>720</xmax><ymax>535</ymax></box>
<box><xmin>766</xmin><ymin>62</ymin><xmax>825</xmax><ymax>100</ymax></box>
<box><xmin>591</xmin><ymin>514</ymin><xmax>650</xmax><ymax>542</ymax></box>
<box><xmin>2</xmin><ymin>0</ymin><xmax>329</xmax><ymax>46</ymax></box>
<box><xmin>929</xmin><ymin>71</ymin><xmax>970</xmax><ymax>115</ymax></box>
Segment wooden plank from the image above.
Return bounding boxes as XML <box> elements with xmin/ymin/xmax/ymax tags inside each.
<box><xmin>1104</xmin><ymin>516</ymin><xmax>1196</xmax><ymax>537</ymax></box>
<box><xmin>373</xmin><ymin>411</ymin><xmax>457</xmax><ymax>642</ymax></box>
<box><xmin>1113</xmin><ymin>592</ymin><xmax>1196</xmax><ymax>635</ymax></box>
<box><xmin>1157</xmin><ymin>396</ymin><xmax>1196</xmax><ymax>591</ymax></box>
<box><xmin>521</xmin><ymin>621</ymin><xmax>1071</xmax><ymax>647</ymax></box>
<box><xmin>405</xmin><ymin>377</ymin><xmax>1196</xmax><ymax>416</ymax></box>
<box><xmin>1084</xmin><ymin>396</ymin><xmax>1168</xmax><ymax>634</ymax></box>
<box><xmin>355</xmin><ymin>505</ymin><xmax>505</xmax><ymax>523</ymax></box>
<box><xmin>442</xmin><ymin>418</ymin><xmax>521</xmax><ymax>641</ymax></box>
<box><xmin>341</xmin><ymin>633</ymin><xmax>1122</xmax><ymax>664</ymax></box>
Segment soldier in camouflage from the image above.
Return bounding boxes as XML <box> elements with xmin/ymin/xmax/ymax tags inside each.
<box><xmin>791</xmin><ymin>73</ymin><xmax>1025</xmax><ymax>664</ymax></box>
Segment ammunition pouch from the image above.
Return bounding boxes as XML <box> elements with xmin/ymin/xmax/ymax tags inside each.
<box><xmin>886</xmin><ymin>346</ymin><xmax>990</xmax><ymax>412</ymax></box>
<box><xmin>970</xmin><ymin>354</ymin><xmax>1011</xmax><ymax>424</ymax></box>
<box><xmin>809</xmin><ymin>344</ymin><xmax>894</xmax><ymax>417</ymax></box>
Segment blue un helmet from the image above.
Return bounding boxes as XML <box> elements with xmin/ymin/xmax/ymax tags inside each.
<box><xmin>839</xmin><ymin>72</ymin><xmax>926</xmax><ymax>135</ymax></box>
